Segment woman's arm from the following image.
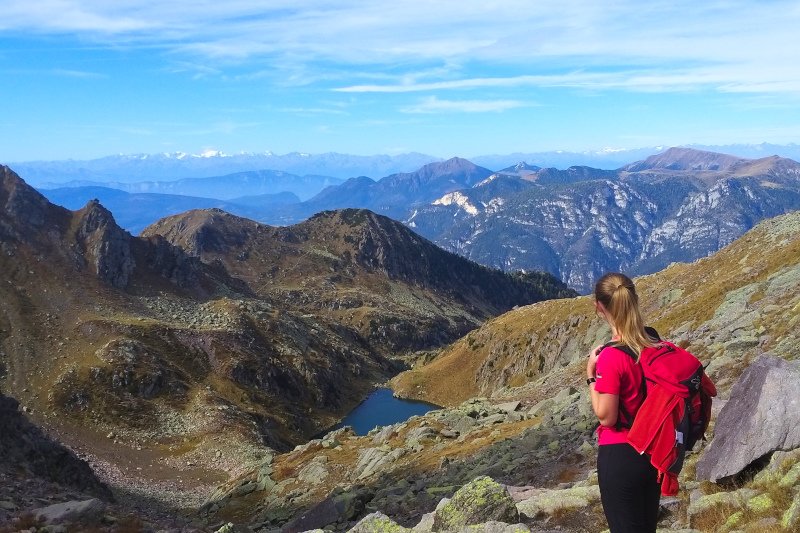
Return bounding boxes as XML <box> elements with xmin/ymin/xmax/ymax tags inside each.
<box><xmin>590</xmin><ymin>386</ymin><xmax>619</xmax><ymax>427</ymax></box>
<box><xmin>587</xmin><ymin>344</ymin><xmax>620</xmax><ymax>427</ymax></box>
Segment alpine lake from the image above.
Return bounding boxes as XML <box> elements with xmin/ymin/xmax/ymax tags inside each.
<box><xmin>319</xmin><ymin>388</ymin><xmax>440</xmax><ymax>436</ymax></box>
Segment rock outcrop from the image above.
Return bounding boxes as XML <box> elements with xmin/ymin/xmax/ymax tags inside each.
<box><xmin>73</xmin><ymin>199</ymin><xmax>135</xmax><ymax>289</ymax></box>
<box><xmin>696</xmin><ymin>354</ymin><xmax>800</xmax><ymax>482</ymax></box>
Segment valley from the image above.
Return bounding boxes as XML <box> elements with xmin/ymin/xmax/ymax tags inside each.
<box><xmin>1</xmin><ymin>149</ymin><xmax>800</xmax><ymax>532</ymax></box>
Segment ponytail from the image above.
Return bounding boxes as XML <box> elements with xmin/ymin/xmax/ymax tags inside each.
<box><xmin>594</xmin><ymin>272</ymin><xmax>656</xmax><ymax>359</ymax></box>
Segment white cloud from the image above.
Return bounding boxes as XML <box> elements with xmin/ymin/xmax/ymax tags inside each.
<box><xmin>1</xmin><ymin>0</ymin><xmax>799</xmax><ymax>96</ymax></box>
<box><xmin>401</xmin><ymin>97</ymin><xmax>527</xmax><ymax>114</ymax></box>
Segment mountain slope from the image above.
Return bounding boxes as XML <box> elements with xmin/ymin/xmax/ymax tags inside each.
<box><xmin>622</xmin><ymin>146</ymin><xmax>746</xmax><ymax>172</ymax></box>
<box><xmin>0</xmin><ymin>166</ymin><xmax>401</xmax><ymax>501</ymax></box>
<box><xmin>392</xmin><ymin>210</ymin><xmax>800</xmax><ymax>406</ymax></box>
<box><xmin>142</xmin><ymin>208</ymin><xmax>575</xmax><ymax>353</ymax></box>
<box><xmin>202</xmin><ymin>210</ymin><xmax>800</xmax><ymax>532</ymax></box>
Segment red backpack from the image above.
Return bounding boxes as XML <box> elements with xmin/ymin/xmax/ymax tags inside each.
<box><xmin>603</xmin><ymin>328</ymin><xmax>717</xmax><ymax>494</ymax></box>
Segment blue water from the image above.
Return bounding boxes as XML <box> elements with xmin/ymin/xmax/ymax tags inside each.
<box><xmin>322</xmin><ymin>388</ymin><xmax>440</xmax><ymax>436</ymax></box>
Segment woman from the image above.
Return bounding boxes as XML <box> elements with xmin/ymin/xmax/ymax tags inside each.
<box><xmin>586</xmin><ymin>272</ymin><xmax>661</xmax><ymax>533</ymax></box>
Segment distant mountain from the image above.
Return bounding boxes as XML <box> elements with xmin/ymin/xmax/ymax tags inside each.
<box><xmin>39</xmin><ymin>185</ymin><xmax>299</xmax><ymax>234</ymax></box>
<box><xmin>265</xmin><ymin>157</ymin><xmax>495</xmax><ymax>224</ymax></box>
<box><xmin>470</xmin><ymin>143</ymin><xmax>800</xmax><ymax>171</ymax></box>
<box><xmin>392</xmin><ymin>209</ymin><xmax>800</xmax><ymax>408</ymax></box>
<box><xmin>622</xmin><ymin>146</ymin><xmax>746</xmax><ymax>172</ymax></box>
<box><xmin>12</xmin><ymin>151</ymin><xmax>441</xmax><ymax>185</ymax></box>
<box><xmin>39</xmin><ymin>169</ymin><xmax>342</xmax><ymax>201</ymax></box>
<box><xmin>406</xmin><ymin>148</ymin><xmax>800</xmax><ymax>292</ymax></box>
<box><xmin>471</xmin><ymin>147</ymin><xmax>668</xmax><ymax>171</ymax></box>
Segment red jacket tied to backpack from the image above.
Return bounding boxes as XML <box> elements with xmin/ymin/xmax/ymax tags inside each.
<box><xmin>602</xmin><ymin>332</ymin><xmax>717</xmax><ymax>496</ymax></box>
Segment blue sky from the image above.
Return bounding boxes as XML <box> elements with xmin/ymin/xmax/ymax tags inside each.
<box><xmin>1</xmin><ymin>0</ymin><xmax>799</xmax><ymax>161</ymax></box>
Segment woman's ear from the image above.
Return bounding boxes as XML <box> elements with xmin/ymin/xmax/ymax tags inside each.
<box><xmin>595</xmin><ymin>301</ymin><xmax>609</xmax><ymax>322</ymax></box>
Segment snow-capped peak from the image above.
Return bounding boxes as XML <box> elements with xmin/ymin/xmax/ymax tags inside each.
<box><xmin>195</xmin><ymin>149</ymin><xmax>228</xmax><ymax>158</ymax></box>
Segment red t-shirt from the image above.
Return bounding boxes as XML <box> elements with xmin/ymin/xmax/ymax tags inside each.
<box><xmin>594</xmin><ymin>345</ymin><xmax>645</xmax><ymax>445</ymax></box>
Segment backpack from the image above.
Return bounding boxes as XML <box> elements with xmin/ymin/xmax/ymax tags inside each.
<box><xmin>602</xmin><ymin>327</ymin><xmax>716</xmax><ymax>493</ymax></box>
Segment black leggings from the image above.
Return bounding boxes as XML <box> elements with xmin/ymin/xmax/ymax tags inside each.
<box><xmin>597</xmin><ymin>443</ymin><xmax>661</xmax><ymax>533</ymax></box>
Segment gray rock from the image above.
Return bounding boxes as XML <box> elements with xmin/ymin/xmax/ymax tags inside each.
<box><xmin>783</xmin><ymin>498</ymin><xmax>800</xmax><ymax>531</ymax></box>
<box><xmin>282</xmin><ymin>488</ymin><xmax>373</xmax><ymax>532</ymax></box>
<box><xmin>371</xmin><ymin>424</ymin><xmax>400</xmax><ymax>445</ymax></box>
<box><xmin>481</xmin><ymin>414</ymin><xmax>507</xmax><ymax>425</ymax></box>
<box><xmin>457</xmin><ymin>522</ymin><xmax>530</xmax><ymax>533</ymax></box>
<box><xmin>0</xmin><ymin>501</ymin><xmax>17</xmax><ymax>511</ymax></box>
<box><xmin>348</xmin><ymin>511</ymin><xmax>410</xmax><ymax>532</ymax></box>
<box><xmin>516</xmin><ymin>485</ymin><xmax>600</xmax><ymax>518</ymax></box>
<box><xmin>432</xmin><ymin>476</ymin><xmax>518</xmax><ymax>532</ymax></box>
<box><xmin>686</xmin><ymin>488</ymin><xmax>756</xmax><ymax>522</ymax></box>
<box><xmin>354</xmin><ymin>447</ymin><xmax>407</xmax><ymax>480</ymax></box>
<box><xmin>696</xmin><ymin>355</ymin><xmax>800</xmax><ymax>482</ymax></box>
<box><xmin>440</xmin><ymin>429</ymin><xmax>459</xmax><ymax>439</ymax></box>
<box><xmin>493</xmin><ymin>401</ymin><xmax>521</xmax><ymax>414</ymax></box>
<box><xmin>297</xmin><ymin>459</ymin><xmax>330</xmax><ymax>485</ymax></box>
<box><xmin>32</xmin><ymin>499</ymin><xmax>105</xmax><ymax>525</ymax></box>
<box><xmin>411</xmin><ymin>512</ymin><xmax>436</xmax><ymax>532</ymax></box>
<box><xmin>405</xmin><ymin>426</ymin><xmax>438</xmax><ymax>445</ymax></box>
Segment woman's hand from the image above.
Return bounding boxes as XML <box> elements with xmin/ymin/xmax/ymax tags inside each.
<box><xmin>586</xmin><ymin>343</ymin><xmax>603</xmax><ymax>379</ymax></box>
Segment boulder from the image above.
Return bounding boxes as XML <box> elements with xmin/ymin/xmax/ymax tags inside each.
<box><xmin>696</xmin><ymin>355</ymin><xmax>800</xmax><ymax>482</ymax></box>
<box><xmin>432</xmin><ymin>476</ymin><xmax>518</xmax><ymax>532</ymax></box>
<box><xmin>493</xmin><ymin>401</ymin><xmax>521</xmax><ymax>414</ymax></box>
<box><xmin>348</xmin><ymin>511</ymin><xmax>410</xmax><ymax>532</ymax></box>
<box><xmin>457</xmin><ymin>522</ymin><xmax>530</xmax><ymax>533</ymax></box>
<box><xmin>32</xmin><ymin>499</ymin><xmax>105</xmax><ymax>525</ymax></box>
<box><xmin>297</xmin><ymin>461</ymin><xmax>329</xmax><ymax>485</ymax></box>
<box><xmin>516</xmin><ymin>485</ymin><xmax>600</xmax><ymax>518</ymax></box>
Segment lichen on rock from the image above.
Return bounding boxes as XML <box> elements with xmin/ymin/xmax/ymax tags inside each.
<box><xmin>432</xmin><ymin>476</ymin><xmax>518</xmax><ymax>532</ymax></box>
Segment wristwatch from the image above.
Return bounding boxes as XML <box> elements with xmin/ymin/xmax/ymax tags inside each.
<box><xmin>586</xmin><ymin>377</ymin><xmax>596</xmax><ymax>386</ymax></box>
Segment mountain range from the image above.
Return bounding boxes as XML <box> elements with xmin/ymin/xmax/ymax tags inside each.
<box><xmin>21</xmin><ymin>146</ymin><xmax>800</xmax><ymax>295</ymax></box>
<box><xmin>0</xmin><ymin>165</ymin><xmax>571</xmax><ymax>510</ymax></box>
<box><xmin>14</xmin><ymin>143</ymin><xmax>800</xmax><ymax>187</ymax></box>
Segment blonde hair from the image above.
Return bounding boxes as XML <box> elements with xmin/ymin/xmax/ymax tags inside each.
<box><xmin>594</xmin><ymin>272</ymin><xmax>656</xmax><ymax>359</ymax></box>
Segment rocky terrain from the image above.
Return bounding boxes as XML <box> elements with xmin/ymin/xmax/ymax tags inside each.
<box><xmin>201</xmin><ymin>211</ymin><xmax>800</xmax><ymax>531</ymax></box>
<box><xmin>142</xmin><ymin>207</ymin><xmax>573</xmax><ymax>355</ymax></box>
<box><xmin>0</xmin><ymin>164</ymin><xmax>571</xmax><ymax>529</ymax></box>
<box><xmin>3</xmin><ymin>158</ymin><xmax>799</xmax><ymax>532</ymax></box>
